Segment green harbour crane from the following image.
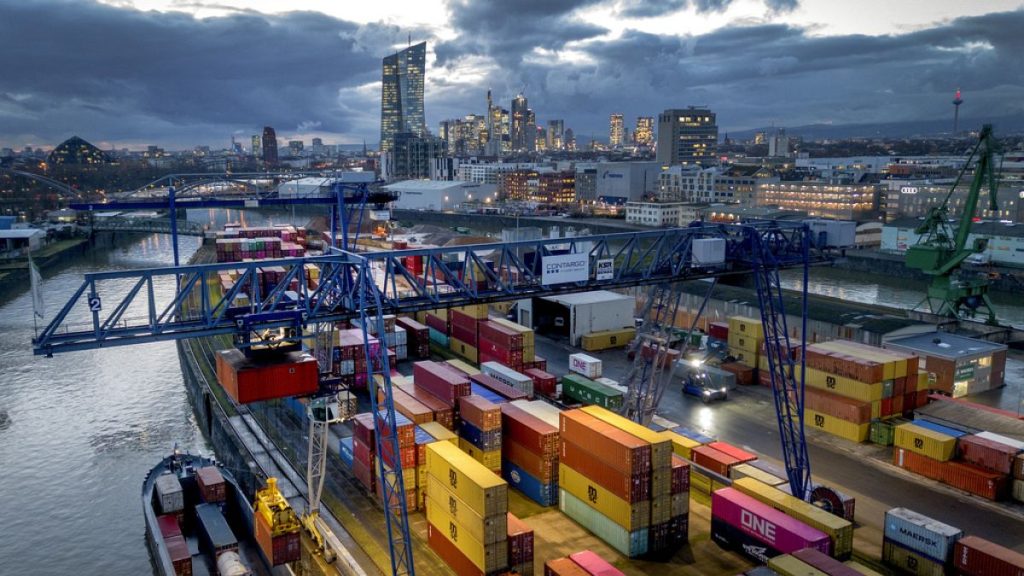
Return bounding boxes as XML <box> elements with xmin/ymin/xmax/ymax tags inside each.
<box><xmin>905</xmin><ymin>124</ymin><xmax>1000</xmax><ymax>325</ymax></box>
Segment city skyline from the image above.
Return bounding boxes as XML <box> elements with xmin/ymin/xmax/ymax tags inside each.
<box><xmin>2</xmin><ymin>0</ymin><xmax>1023</xmax><ymax>149</ymax></box>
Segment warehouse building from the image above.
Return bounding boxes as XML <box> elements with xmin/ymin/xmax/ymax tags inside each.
<box><xmin>884</xmin><ymin>332</ymin><xmax>1007</xmax><ymax>397</ymax></box>
<box><xmin>518</xmin><ymin>291</ymin><xmax>636</xmax><ymax>347</ymax></box>
<box><xmin>384</xmin><ymin>180</ymin><xmax>498</xmax><ymax>210</ymax></box>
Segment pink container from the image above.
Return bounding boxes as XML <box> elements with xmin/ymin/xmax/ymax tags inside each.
<box><xmin>711</xmin><ymin>488</ymin><xmax>831</xmax><ymax>556</ymax></box>
<box><xmin>568</xmin><ymin>550</ymin><xmax>625</xmax><ymax>576</ymax></box>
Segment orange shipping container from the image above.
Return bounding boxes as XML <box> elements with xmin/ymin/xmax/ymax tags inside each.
<box><xmin>692</xmin><ymin>445</ymin><xmax>739</xmax><ymax>476</ymax></box>
<box><xmin>545</xmin><ymin>557</ymin><xmax>591</xmax><ymax>576</ymax></box>
<box><xmin>215</xmin><ymin>349</ymin><xmax>319</xmax><ymax>404</ymax></box>
<box><xmin>559</xmin><ymin>409</ymin><xmax>651</xmax><ymax>476</ymax></box>
<box><xmin>804</xmin><ymin>387</ymin><xmax>872</xmax><ymax>424</ymax></box>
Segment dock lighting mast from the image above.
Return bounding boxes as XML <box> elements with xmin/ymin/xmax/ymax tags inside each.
<box><xmin>953</xmin><ymin>89</ymin><xmax>964</xmax><ymax>135</ymax></box>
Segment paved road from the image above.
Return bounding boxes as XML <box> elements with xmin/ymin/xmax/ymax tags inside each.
<box><xmin>532</xmin><ymin>335</ymin><xmax>1024</xmax><ymax>553</ymax></box>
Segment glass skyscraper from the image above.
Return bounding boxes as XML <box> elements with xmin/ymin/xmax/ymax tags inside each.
<box><xmin>380</xmin><ymin>42</ymin><xmax>427</xmax><ymax>152</ymax></box>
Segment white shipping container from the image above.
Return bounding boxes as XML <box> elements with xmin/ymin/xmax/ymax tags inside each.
<box><xmin>691</xmin><ymin>238</ymin><xmax>726</xmax><ymax>267</ymax></box>
<box><xmin>155</xmin><ymin>474</ymin><xmax>184</xmax><ymax>514</ymax></box>
<box><xmin>481</xmin><ymin>361</ymin><xmax>534</xmax><ymax>396</ymax></box>
<box><xmin>883</xmin><ymin>507</ymin><xmax>962</xmax><ymax>563</ymax></box>
<box><xmin>542</xmin><ymin>291</ymin><xmax>635</xmax><ymax>346</ymax></box>
<box><xmin>1013</xmin><ymin>479</ymin><xmax>1024</xmax><ymax>503</ymax></box>
<box><xmin>394</xmin><ymin>326</ymin><xmax>407</xmax><ymax>345</ymax></box>
<box><xmin>975</xmin><ymin>431</ymin><xmax>1024</xmax><ymax>452</ymax></box>
<box><xmin>804</xmin><ymin>219</ymin><xmax>856</xmax><ymax>248</ymax></box>
<box><xmin>569</xmin><ymin>353</ymin><xmax>602</xmax><ymax>379</ymax></box>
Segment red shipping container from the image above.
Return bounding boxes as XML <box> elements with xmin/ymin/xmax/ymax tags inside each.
<box><xmin>941</xmin><ymin>460</ymin><xmax>1008</xmax><ymax>501</ymax></box>
<box><xmin>545</xmin><ymin>558</ymin><xmax>590</xmax><ymax>576</ymax></box>
<box><xmin>507</xmin><ymin>512</ymin><xmax>535</xmax><ymax>567</ymax></box>
<box><xmin>256</xmin><ymin>508</ymin><xmax>301</xmax><ymax>565</ymax></box>
<box><xmin>562</xmin><ymin>439</ymin><xmax>650</xmax><ymax>502</ymax></box>
<box><xmin>478</xmin><ymin>321</ymin><xmax>524</xmax><ymax>349</ymax></box>
<box><xmin>709</xmin><ymin>322</ymin><xmax>729</xmax><ymax>340</ymax></box>
<box><xmin>196</xmin><ymin>466</ymin><xmax>226</xmax><ymax>503</ymax></box>
<box><xmin>380</xmin><ymin>444</ymin><xmax>416</xmax><ymax>470</ymax></box>
<box><xmin>954</xmin><ymin>535</ymin><xmax>1024</xmax><ymax>576</ymax></box>
<box><xmin>397</xmin><ymin>381</ymin><xmax>456</xmax><ymax>428</ymax></box>
<box><xmin>157</xmin><ymin>514</ymin><xmax>182</xmax><ymax>539</ymax></box>
<box><xmin>692</xmin><ymin>445</ymin><xmax>740</xmax><ymax>476</ymax></box>
<box><xmin>569</xmin><ymin>550</ymin><xmax>626</xmax><ymax>576</ymax></box>
<box><xmin>503</xmin><ymin>438</ymin><xmax>557</xmax><ymax>483</ymax></box>
<box><xmin>215</xmin><ymin>349</ymin><xmax>319</xmax><ymax>404</ymax></box>
<box><xmin>450</xmin><ymin>322</ymin><xmax>477</xmax><ymax>346</ymax></box>
<box><xmin>458</xmin><ymin>395</ymin><xmax>502</xmax><ymax>431</ymax></box>
<box><xmin>413</xmin><ymin>361</ymin><xmax>471</xmax><ymax>406</ymax></box>
<box><xmin>559</xmin><ymin>409</ymin><xmax>650</xmax><ymax>476</ymax></box>
<box><xmin>352</xmin><ymin>457</ymin><xmax>375</xmax><ymax>491</ymax></box>
<box><xmin>525</xmin><ymin>368</ymin><xmax>558</xmax><ymax>397</ymax></box>
<box><xmin>427</xmin><ymin>521</ymin><xmax>485</xmax><ymax>576</ymax></box>
<box><xmin>352</xmin><ymin>413</ymin><xmax>376</xmax><ymax>448</ymax></box>
<box><xmin>708</xmin><ymin>442</ymin><xmax>757</xmax><ymax>465</ymax></box>
<box><xmin>959</xmin><ymin>435</ymin><xmax>1021</xmax><ymax>475</ymax></box>
<box><xmin>477</xmin><ymin>339</ymin><xmax>524</xmax><ymax>364</ymax></box>
<box><xmin>805</xmin><ymin>388</ymin><xmax>872</xmax><ymax>424</ymax></box>
<box><xmin>533</xmin><ymin>356</ymin><xmax>547</xmax><ymax>372</ymax></box>
<box><xmin>451</xmin><ymin>309</ymin><xmax>479</xmax><ymax>332</ymax></box>
<box><xmin>165</xmin><ymin>534</ymin><xmax>193</xmax><ymax>576</ymax></box>
<box><xmin>425</xmin><ymin>313</ymin><xmax>448</xmax><ymax>334</ymax></box>
<box><xmin>719</xmin><ymin>362</ymin><xmax>755</xmax><ymax>386</ymax></box>
<box><xmin>892</xmin><ymin>447</ymin><xmax>944</xmax><ymax>481</ymax></box>
<box><xmin>503</xmin><ymin>404</ymin><xmax>560</xmax><ymax>457</ymax></box>
<box><xmin>903</xmin><ymin>390</ymin><xmax>919</xmax><ymax>413</ymax></box>
<box><xmin>353</xmin><ymin>436</ymin><xmax>375</xmax><ymax>468</ymax></box>
<box><xmin>671</xmin><ymin>455</ymin><xmax>690</xmax><ymax>494</ymax></box>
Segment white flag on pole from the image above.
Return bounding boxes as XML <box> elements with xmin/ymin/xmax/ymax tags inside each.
<box><xmin>29</xmin><ymin>253</ymin><xmax>44</xmax><ymax>319</ymax></box>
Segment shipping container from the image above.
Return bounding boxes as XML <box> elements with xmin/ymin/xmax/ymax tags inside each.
<box><xmin>804</xmin><ymin>387</ymin><xmax>873</xmax><ymax>424</ymax></box>
<box><xmin>581</xmin><ymin>328</ymin><xmax>636</xmax><ymax>351</ymax></box>
<box><xmin>545</xmin><ymin>557</ymin><xmax>591</xmax><ymax>576</ymax></box>
<box><xmin>425</xmin><ymin>441</ymin><xmax>508</xmax><ymax>518</ymax></box>
<box><xmin>883</xmin><ymin>507</ymin><xmax>962</xmax><ymax>564</ymax></box>
<box><xmin>893</xmin><ymin>423</ymin><xmax>957</xmax><ymax>461</ymax></box>
<box><xmin>882</xmin><ymin>539</ymin><xmax>945</xmax><ymax>576</ymax></box>
<box><xmin>155</xmin><ymin>474</ymin><xmax>184</xmax><ymax>514</ymax></box>
<box><xmin>446</xmin><ymin>358</ymin><xmax>481</xmax><ymax>376</ymax></box>
<box><xmin>958</xmin><ymin>434</ymin><xmax>1021</xmax><ymax>475</ymax></box>
<box><xmin>561</xmin><ymin>373</ymin><xmax>623</xmax><ymax>410</ymax></box>
<box><xmin>255</xmin><ymin>506</ymin><xmax>301</xmax><ymax>566</ymax></box>
<box><xmin>421</xmin><ymin>421</ymin><xmax>458</xmax><ymax>443</ymax></box>
<box><xmin>730</xmin><ymin>463</ymin><xmax>787</xmax><ymax>487</ymax></box>
<box><xmin>910</xmin><ymin>419</ymin><xmax>969</xmax><ymax>439</ymax></box>
<box><xmin>157</xmin><ymin>514</ymin><xmax>182</xmax><ymax>539</ymax></box>
<box><xmin>458</xmin><ymin>395</ymin><xmax>502</xmax><ymax>431</ymax></box>
<box><xmin>711</xmin><ymin>488</ymin><xmax>831</xmax><ymax>563</ymax></box>
<box><xmin>525</xmin><ymin>368</ymin><xmax>559</xmax><ymax>397</ymax></box>
<box><xmin>458</xmin><ymin>438</ymin><xmax>502</xmax><ymax>471</ymax></box>
<box><xmin>559</xmin><ymin>463</ymin><xmax>650</xmax><ymax>530</ymax></box>
<box><xmin>449</xmin><ymin>336</ymin><xmax>479</xmax><ymax>363</ymax></box>
<box><xmin>215</xmin><ymin>349</ymin><xmax>319</xmax><ymax>404</ymax></box>
<box><xmin>729</xmin><ymin>315</ymin><xmax>765</xmax><ymax>339</ymax></box>
<box><xmin>196</xmin><ymin>467</ymin><xmax>226</xmax><ymax>503</ymax></box>
<box><xmin>1016</xmin><ymin>454</ymin><xmax>1024</xmax><ymax>480</ymax></box>
<box><xmin>731</xmin><ymin>477</ymin><xmax>853</xmax><ymax>559</ymax></box>
<box><xmin>954</xmin><ymin>535</ymin><xmax>1024</xmax><ymax>576</ymax></box>
<box><xmin>502</xmin><ymin>458</ymin><xmax>558</xmax><ymax>506</ymax></box>
<box><xmin>693</xmin><ymin>445</ymin><xmax>741</xmax><ymax>477</ymax></box>
<box><xmin>892</xmin><ymin>448</ymin><xmax>944</xmax><ymax>482</ymax></box>
<box><xmin>424</xmin><ymin>478</ymin><xmax>507</xmax><ymax>545</ymax></box>
<box><xmin>569</xmin><ymin>550</ymin><xmax>626</xmax><ymax>576</ymax></box>
<box><xmin>503</xmin><ymin>403</ymin><xmax>559</xmax><ymax>457</ymax></box>
<box><xmin>1014</xmin><ymin>479</ymin><xmax>1024</xmax><ymax>502</ymax></box>
<box><xmin>942</xmin><ymin>460</ymin><xmax>1008</xmax><ymax>501</ymax></box>
<box><xmin>506</xmin><ymin>512</ymin><xmax>535</xmax><ymax>568</ymax></box>
<box><xmin>471</xmin><ymin>373</ymin><xmax>530</xmax><ymax>402</ymax></box>
<box><xmin>560</xmin><ymin>409</ymin><xmax>650</xmax><ymax>476</ymax></box>
<box><xmin>765</xmin><ymin>555</ymin><xmax>828</xmax><ymax>576</ymax></box>
<box><xmin>975</xmin><ymin>431</ymin><xmax>1024</xmax><ymax>453</ymax></box>
<box><xmin>427</xmin><ymin>521</ymin><xmax>485</xmax><ymax>576</ymax></box>
<box><xmin>561</xmin><ymin>439</ymin><xmax>649</xmax><ymax>502</ymax></box>
<box><xmin>580</xmin><ymin>405</ymin><xmax>673</xmax><ymax>470</ymax></box>
<box><xmin>481</xmin><ymin>362</ymin><xmax>534</xmax><ymax>397</ymax></box>
<box><xmin>805</xmin><ymin>408</ymin><xmax>870</xmax><ymax>443</ymax></box>
<box><xmin>804</xmin><ymin>367</ymin><xmax>883</xmax><ymax>402</ymax></box>
<box><xmin>195</xmin><ymin>503</ymin><xmax>239</xmax><ymax>556</ymax></box>
<box><xmin>708</xmin><ymin>442</ymin><xmax>757</xmax><ymax>465</ymax></box>
<box><xmin>791</xmin><ymin>548</ymin><xmax>864</xmax><ymax>576</ymax></box>
<box><xmin>659</xmin><ymin>429</ymin><xmax>701</xmax><ymax>460</ymax></box>
<box><xmin>164</xmin><ymin>534</ymin><xmax>192</xmax><ymax>576</ymax></box>
<box><xmin>569</xmin><ymin>353</ymin><xmax>603</xmax><ymax>379</ymax></box>
<box><xmin>414</xmin><ymin>361</ymin><xmax>472</xmax><ymax>406</ymax></box>
<box><xmin>558</xmin><ymin>489</ymin><xmax>648</xmax><ymax>558</ymax></box>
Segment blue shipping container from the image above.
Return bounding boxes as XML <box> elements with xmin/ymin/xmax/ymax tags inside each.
<box><xmin>883</xmin><ymin>507</ymin><xmax>962</xmax><ymax>563</ymax></box>
<box><xmin>911</xmin><ymin>419</ymin><xmax>969</xmax><ymax>439</ymax></box>
<box><xmin>559</xmin><ymin>489</ymin><xmax>648</xmax><ymax>557</ymax></box>
<box><xmin>503</xmin><ymin>459</ymin><xmax>557</xmax><ymax>506</ymax></box>
<box><xmin>428</xmin><ymin>327</ymin><xmax>449</xmax><ymax>347</ymax></box>
<box><xmin>458</xmin><ymin>420</ymin><xmax>503</xmax><ymax>451</ymax></box>
<box><xmin>672</xmin><ymin>426</ymin><xmax>715</xmax><ymax>445</ymax></box>
<box><xmin>470</xmin><ymin>383</ymin><xmax>506</xmax><ymax>405</ymax></box>
<box><xmin>339</xmin><ymin>436</ymin><xmax>354</xmax><ymax>469</ymax></box>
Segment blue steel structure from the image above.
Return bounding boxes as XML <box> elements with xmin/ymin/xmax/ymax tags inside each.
<box><xmin>33</xmin><ymin>219</ymin><xmax>826</xmax><ymax>571</ymax></box>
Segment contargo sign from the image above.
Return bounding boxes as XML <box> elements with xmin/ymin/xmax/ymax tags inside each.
<box><xmin>542</xmin><ymin>253</ymin><xmax>590</xmax><ymax>285</ymax></box>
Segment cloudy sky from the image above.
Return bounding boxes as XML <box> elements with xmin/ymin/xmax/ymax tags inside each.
<box><xmin>1</xmin><ymin>0</ymin><xmax>1022</xmax><ymax>150</ymax></box>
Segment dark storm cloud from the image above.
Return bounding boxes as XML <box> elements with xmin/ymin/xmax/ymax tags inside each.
<box><xmin>0</xmin><ymin>0</ymin><xmax>422</xmax><ymax>146</ymax></box>
<box><xmin>618</xmin><ymin>0</ymin><xmax>797</xmax><ymax>19</ymax></box>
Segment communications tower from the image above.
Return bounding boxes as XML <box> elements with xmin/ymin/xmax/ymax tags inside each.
<box><xmin>952</xmin><ymin>88</ymin><xmax>964</xmax><ymax>135</ymax></box>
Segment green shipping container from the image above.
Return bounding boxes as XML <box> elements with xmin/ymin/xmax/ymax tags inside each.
<box><xmin>870</xmin><ymin>419</ymin><xmax>895</xmax><ymax>446</ymax></box>
<box><xmin>561</xmin><ymin>373</ymin><xmax>624</xmax><ymax>409</ymax></box>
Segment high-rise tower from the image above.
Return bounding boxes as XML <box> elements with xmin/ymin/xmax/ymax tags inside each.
<box><xmin>609</xmin><ymin>113</ymin><xmax>624</xmax><ymax>147</ymax></box>
<box><xmin>952</xmin><ymin>88</ymin><xmax>964</xmax><ymax>135</ymax></box>
<box><xmin>380</xmin><ymin>41</ymin><xmax>427</xmax><ymax>152</ymax></box>
<box><xmin>511</xmin><ymin>94</ymin><xmax>529</xmax><ymax>152</ymax></box>
<box><xmin>261</xmin><ymin>126</ymin><xmax>278</xmax><ymax>166</ymax></box>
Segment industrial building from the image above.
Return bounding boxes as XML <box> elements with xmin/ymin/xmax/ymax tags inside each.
<box><xmin>881</xmin><ymin>217</ymin><xmax>1024</xmax><ymax>266</ymax></box>
<box><xmin>625</xmin><ymin>201</ymin><xmax>706</xmax><ymax>227</ymax></box>
<box><xmin>884</xmin><ymin>332</ymin><xmax>1007</xmax><ymax>397</ymax></box>
<box><xmin>384</xmin><ymin>179</ymin><xmax>497</xmax><ymax>210</ymax></box>
<box><xmin>594</xmin><ymin>161</ymin><xmax>661</xmax><ymax>203</ymax></box>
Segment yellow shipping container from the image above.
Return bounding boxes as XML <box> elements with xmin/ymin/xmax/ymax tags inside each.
<box><xmin>729</xmin><ymin>315</ymin><xmax>765</xmax><ymax>339</ymax></box>
<box><xmin>489</xmin><ymin>318</ymin><xmax>535</xmax><ymax>347</ymax></box>
<box><xmin>727</xmin><ymin>331</ymin><xmax>763</xmax><ymax>355</ymax></box>
<box><xmin>418</xmin><ymin>466</ymin><xmax>427</xmax><ymax>488</ymax></box>
<box><xmin>844</xmin><ymin>561</ymin><xmax>886</xmax><ymax>576</ymax></box>
<box><xmin>424</xmin><ymin>497</ymin><xmax>508</xmax><ymax>573</ymax></box>
<box><xmin>805</xmin><ymin>367</ymin><xmax>883</xmax><ymax>402</ymax></box>
<box><xmin>382</xmin><ymin>462</ymin><xmax>417</xmax><ymax>490</ymax></box>
<box><xmin>728</xmin><ymin>347</ymin><xmax>759</xmax><ymax>368</ymax></box>
<box><xmin>581</xmin><ymin>405</ymin><xmax>672</xmax><ymax>469</ymax></box>
<box><xmin>893</xmin><ymin>423</ymin><xmax>957</xmax><ymax>461</ymax></box>
<box><xmin>449</xmin><ymin>336</ymin><xmax>478</xmax><ymax>363</ymax></box>
<box><xmin>559</xmin><ymin>464</ymin><xmax>650</xmax><ymax>530</ymax></box>
<box><xmin>425</xmin><ymin>442</ymin><xmax>507</xmax><ymax>518</ymax></box>
<box><xmin>732</xmin><ymin>477</ymin><xmax>853</xmax><ymax>559</ymax></box>
<box><xmin>917</xmin><ymin>372</ymin><xmax>931</xmax><ymax>392</ymax></box>
<box><xmin>729</xmin><ymin>463</ymin><xmax>787</xmax><ymax>487</ymax></box>
<box><xmin>421</xmin><ymin>421</ymin><xmax>458</xmax><ymax>444</ymax></box>
<box><xmin>581</xmin><ymin>328</ymin><xmax>636</xmax><ymax>351</ymax></box>
<box><xmin>445</xmin><ymin>358</ymin><xmax>480</xmax><ymax>377</ymax></box>
<box><xmin>805</xmin><ymin>408</ymin><xmax>870</xmax><ymax>443</ymax></box>
<box><xmin>458</xmin><ymin>438</ymin><xmax>502</xmax><ymax>471</ymax></box>
<box><xmin>453</xmin><ymin>304</ymin><xmax>489</xmax><ymax>320</ymax></box>
<box><xmin>768</xmin><ymin>555</ymin><xmax>828</xmax><ymax>576</ymax></box>
<box><xmin>690</xmin><ymin>468</ymin><xmax>711</xmax><ymax>496</ymax></box>
<box><xmin>425</xmin><ymin>475</ymin><xmax>507</xmax><ymax>544</ymax></box>
<box><xmin>658</xmin><ymin>430</ymin><xmax>701</xmax><ymax>460</ymax></box>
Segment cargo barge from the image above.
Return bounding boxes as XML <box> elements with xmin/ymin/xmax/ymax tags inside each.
<box><xmin>143</xmin><ymin>447</ymin><xmax>279</xmax><ymax>576</ymax></box>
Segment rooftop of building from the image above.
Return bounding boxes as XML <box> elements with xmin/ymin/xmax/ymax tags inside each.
<box><xmin>885</xmin><ymin>331</ymin><xmax>1006</xmax><ymax>359</ymax></box>
<box><xmin>0</xmin><ymin>228</ymin><xmax>45</xmax><ymax>239</ymax></box>
<box><xmin>384</xmin><ymin>180</ymin><xmax>475</xmax><ymax>192</ymax></box>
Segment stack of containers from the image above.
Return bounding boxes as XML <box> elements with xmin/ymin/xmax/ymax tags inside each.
<box><xmin>954</xmin><ymin>535</ymin><xmax>1024</xmax><ymax>576</ymax></box>
<box><xmin>351</xmin><ymin>315</ymin><xmax>407</xmax><ymax>361</ymax></box>
<box><xmin>450</xmin><ymin>305</ymin><xmax>481</xmax><ymax>363</ymax></box>
<box><xmin>398</xmin><ymin>378</ymin><xmax>456</xmax><ymax>430</ymax></box>
<box><xmin>413</xmin><ymin>361</ymin><xmax>472</xmax><ymax>408</ymax></box>
<box><xmin>155</xmin><ymin>514</ymin><xmax>190</xmax><ymax>576</ymax></box>
<box><xmin>688</xmin><ymin>441</ymin><xmax>755</xmax><ymax>506</ymax></box>
<box><xmin>471</xmin><ymin>371</ymin><xmax>530</xmax><ymax>402</ymax></box>
<box><xmin>332</xmin><ymin>328</ymin><xmax>380</xmax><ymax>390</ymax></box>
<box><xmin>893</xmin><ymin>421</ymin><xmax>1013</xmax><ymax>500</ymax></box>
<box><xmin>458</xmin><ymin>395</ymin><xmax>503</xmax><ymax>473</ymax></box>
<box><xmin>882</xmin><ymin>508</ymin><xmax>962</xmax><ymax>576</ymax></box>
<box><xmin>731</xmin><ymin>477</ymin><xmax>854</xmax><ymax>560</ymax></box>
<box><xmin>711</xmin><ymin>487</ymin><xmax>831</xmax><ymax>563</ymax></box>
<box><xmin>560</xmin><ymin>373</ymin><xmax>623</xmax><ymax>409</ymax></box>
<box><xmin>479</xmin><ymin>321</ymin><xmax>527</xmax><ymax>371</ymax></box>
<box><xmin>417</xmin><ymin>422</ymin><xmax>459</xmax><ymax>509</ymax></box>
<box><xmin>727</xmin><ymin>315</ymin><xmax>764</xmax><ymax>368</ymax></box>
<box><xmin>351</xmin><ymin>413</ymin><xmax>377</xmax><ymax>492</ymax></box>
<box><xmin>525</xmin><ymin>368</ymin><xmax>558</xmax><ymax>398</ymax></box>
<box><xmin>373</xmin><ymin>411</ymin><xmax>418</xmax><ymax>512</ymax></box>
<box><xmin>396</xmin><ymin>316</ymin><xmax>431</xmax><ymax>359</ymax></box>
<box><xmin>418</xmin><ymin>308</ymin><xmax>451</xmax><ymax>347</ymax></box>
<box><xmin>490</xmin><ymin>317</ymin><xmax>536</xmax><ymax>365</ymax></box>
<box><xmin>425</xmin><ymin>441</ymin><xmax>509</xmax><ymax>575</ymax></box>
<box><xmin>215</xmin><ymin>349</ymin><xmax>319</xmax><ymax>404</ymax></box>
<box><xmin>501</xmin><ymin>403</ymin><xmax>560</xmax><ymax>506</ymax></box>
<box><xmin>655</xmin><ymin>426</ymin><xmax>706</xmax><ymax>460</ymax></box>
<box><xmin>958</xmin><ymin>433</ymin><xmax>1021</xmax><ymax>501</ymax></box>
<box><xmin>481</xmin><ymin>361</ymin><xmax>534</xmax><ymax>398</ymax></box>
<box><xmin>506</xmin><ymin>513</ymin><xmax>535</xmax><ymax>576</ymax></box>
<box><xmin>380</xmin><ymin>385</ymin><xmax>433</xmax><ymax>425</ymax></box>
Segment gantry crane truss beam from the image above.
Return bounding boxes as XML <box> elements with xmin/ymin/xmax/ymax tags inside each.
<box><xmin>33</xmin><ymin>222</ymin><xmax>824</xmax><ymax>357</ymax></box>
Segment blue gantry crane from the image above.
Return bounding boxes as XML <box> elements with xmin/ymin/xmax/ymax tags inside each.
<box><xmin>33</xmin><ymin>218</ymin><xmax>835</xmax><ymax>572</ymax></box>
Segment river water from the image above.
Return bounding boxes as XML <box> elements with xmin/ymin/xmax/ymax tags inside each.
<box><xmin>0</xmin><ymin>209</ymin><xmax>307</xmax><ymax>575</ymax></box>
